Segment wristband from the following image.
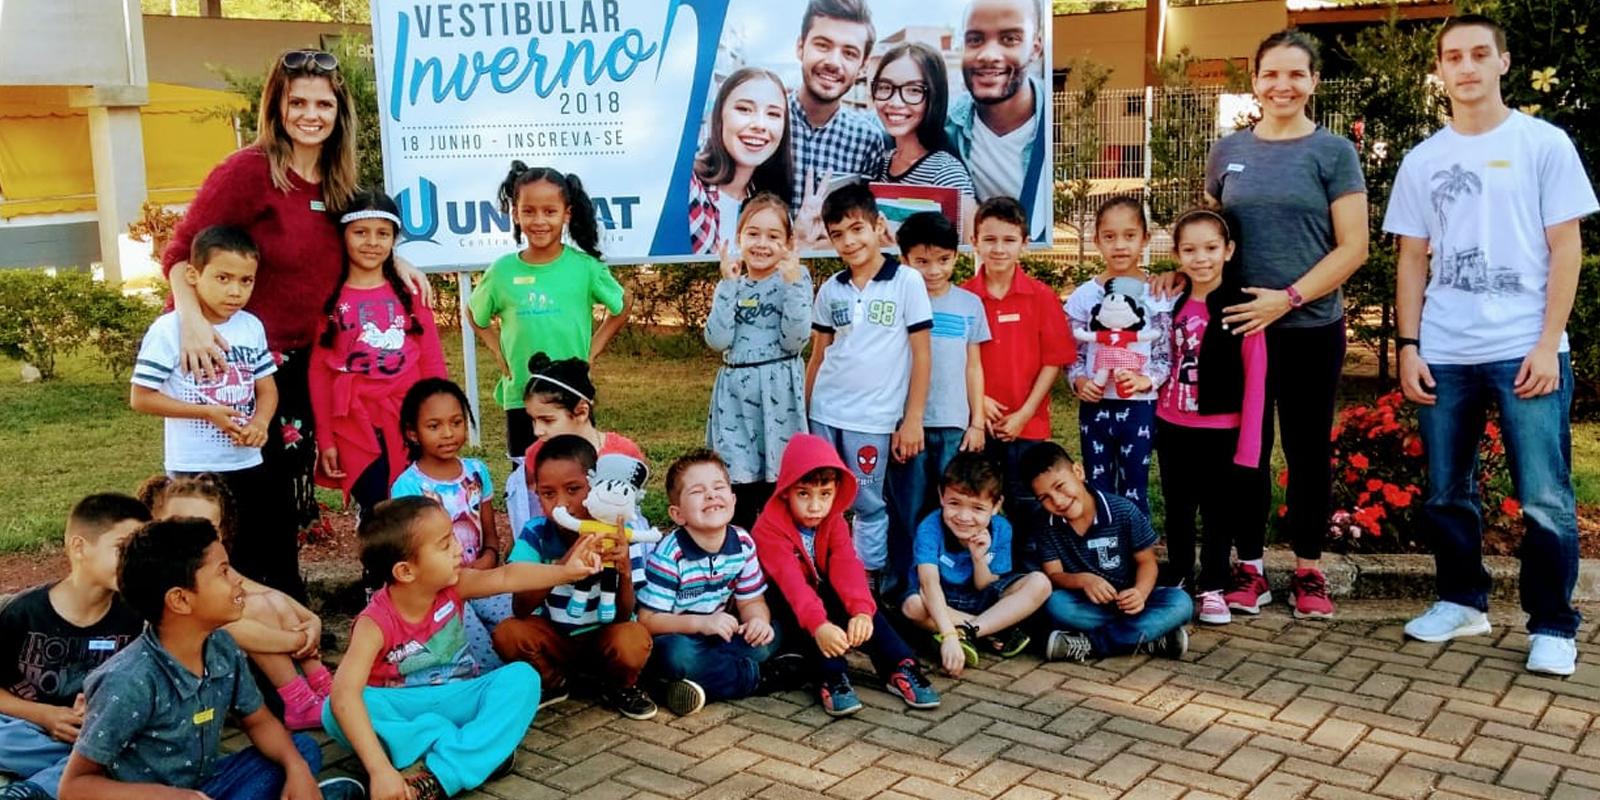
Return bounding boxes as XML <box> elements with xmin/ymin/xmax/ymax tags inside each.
<box><xmin>1396</xmin><ymin>337</ymin><xmax>1420</xmax><ymax>352</ymax></box>
<box><xmin>1284</xmin><ymin>285</ymin><xmax>1305</xmax><ymax>308</ymax></box>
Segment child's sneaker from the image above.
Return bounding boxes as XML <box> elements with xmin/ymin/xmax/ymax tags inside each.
<box><xmin>934</xmin><ymin>631</ymin><xmax>980</xmax><ymax>668</ymax></box>
<box><xmin>756</xmin><ymin>652</ymin><xmax>808</xmax><ymax>694</ymax></box>
<box><xmin>405</xmin><ymin>768</ymin><xmax>447</xmax><ymax>800</ymax></box>
<box><xmin>1290</xmin><ymin>568</ymin><xmax>1335</xmax><ymax>620</ymax></box>
<box><xmin>884</xmin><ymin>659</ymin><xmax>940</xmax><ymax>709</ymax></box>
<box><xmin>277</xmin><ymin>677</ymin><xmax>324</xmax><ymax>731</ymax></box>
<box><xmin>316</xmin><ymin>777</ymin><xmax>366</xmax><ymax>800</ymax></box>
<box><xmin>819</xmin><ymin>673</ymin><xmax>862</xmax><ymax>717</ymax></box>
<box><xmin>602</xmin><ymin>685</ymin><xmax>659</xmax><ymax>720</ymax></box>
<box><xmin>539</xmin><ymin>683</ymin><xmax>570</xmax><ymax>709</ymax></box>
<box><xmin>1196</xmin><ymin>590</ymin><xmax>1231</xmax><ymax>625</ymax></box>
<box><xmin>0</xmin><ymin>781</ymin><xmax>52</xmax><ymax>800</ymax></box>
<box><xmin>1138</xmin><ymin>626</ymin><xmax>1189</xmax><ymax>659</ymax></box>
<box><xmin>1526</xmin><ymin>634</ymin><xmax>1578</xmax><ymax>677</ymax></box>
<box><xmin>982</xmin><ymin>627</ymin><xmax>1032</xmax><ymax>658</ymax></box>
<box><xmin>663</xmin><ymin>679</ymin><xmax>707</xmax><ymax>716</ymax></box>
<box><xmin>1223</xmin><ymin>563</ymin><xmax>1271</xmax><ymax>614</ymax></box>
<box><xmin>1045</xmin><ymin>630</ymin><xmax>1093</xmax><ymax>662</ymax></box>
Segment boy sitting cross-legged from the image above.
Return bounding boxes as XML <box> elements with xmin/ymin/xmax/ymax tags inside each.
<box><xmin>327</xmin><ymin>496</ymin><xmax>601</xmax><ymax>800</ymax></box>
<box><xmin>58</xmin><ymin>519</ymin><xmax>360</xmax><ymax>800</ymax></box>
<box><xmin>636</xmin><ymin>450</ymin><xmax>805</xmax><ymax>716</ymax></box>
<box><xmin>752</xmin><ymin>433</ymin><xmax>939</xmax><ymax>717</ymax></box>
<box><xmin>0</xmin><ymin>494</ymin><xmax>149</xmax><ymax>800</ymax></box>
<box><xmin>1020</xmin><ymin>442</ymin><xmax>1193</xmax><ymax>662</ymax></box>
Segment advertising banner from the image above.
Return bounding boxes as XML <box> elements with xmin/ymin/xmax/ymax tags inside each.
<box><xmin>371</xmin><ymin>0</ymin><xmax>1052</xmax><ymax>268</ymax></box>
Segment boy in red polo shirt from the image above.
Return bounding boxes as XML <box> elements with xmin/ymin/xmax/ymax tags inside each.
<box><xmin>960</xmin><ymin>197</ymin><xmax>1073</xmax><ymax>534</ymax></box>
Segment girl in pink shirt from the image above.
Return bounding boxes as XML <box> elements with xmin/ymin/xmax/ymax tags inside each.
<box><xmin>310</xmin><ymin>190</ymin><xmax>447</xmax><ymax>519</ymax></box>
<box><xmin>1155</xmin><ymin>209</ymin><xmax>1267</xmax><ymax>626</ymax></box>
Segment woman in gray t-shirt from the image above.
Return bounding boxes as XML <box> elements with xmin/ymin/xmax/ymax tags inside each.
<box><xmin>1198</xmin><ymin>30</ymin><xmax>1368</xmax><ymax>621</ymax></box>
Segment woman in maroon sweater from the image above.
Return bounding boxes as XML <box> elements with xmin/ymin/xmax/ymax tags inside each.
<box><xmin>161</xmin><ymin>50</ymin><xmax>428</xmax><ymax>598</ymax></box>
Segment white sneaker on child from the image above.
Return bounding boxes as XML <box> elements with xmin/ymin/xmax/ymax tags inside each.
<box><xmin>1196</xmin><ymin>591</ymin><xmax>1231</xmax><ymax>625</ymax></box>
<box><xmin>1526</xmin><ymin>635</ymin><xmax>1577</xmax><ymax>676</ymax></box>
<box><xmin>1403</xmin><ymin>601</ymin><xmax>1491</xmax><ymax>643</ymax></box>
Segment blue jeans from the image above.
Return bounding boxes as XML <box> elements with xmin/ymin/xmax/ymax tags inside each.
<box><xmin>0</xmin><ymin>715</ymin><xmax>71</xmax><ymax>798</ymax></box>
<box><xmin>649</xmin><ymin>633</ymin><xmax>776</xmax><ymax>701</ymax></box>
<box><xmin>1043</xmin><ymin>586</ymin><xmax>1193</xmax><ymax>656</ymax></box>
<box><xmin>1078</xmin><ymin>399</ymin><xmax>1156</xmax><ymax>515</ymax></box>
<box><xmin>1418</xmin><ymin>354</ymin><xmax>1581</xmax><ymax>638</ymax></box>
<box><xmin>886</xmin><ymin>426</ymin><xmax>965</xmax><ymax>595</ymax></box>
<box><xmin>199</xmin><ymin>733</ymin><xmax>323</xmax><ymax>800</ymax></box>
<box><xmin>809</xmin><ymin>419</ymin><xmax>893</xmax><ymax>571</ymax></box>
<box><xmin>985</xmin><ymin>437</ymin><xmax>1047</xmax><ymax>559</ymax></box>
<box><xmin>766</xmin><ymin>582</ymin><xmax>915</xmax><ymax>681</ymax></box>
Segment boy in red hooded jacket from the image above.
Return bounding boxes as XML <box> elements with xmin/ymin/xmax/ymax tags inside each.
<box><xmin>752</xmin><ymin>433</ymin><xmax>940</xmax><ymax>716</ymax></box>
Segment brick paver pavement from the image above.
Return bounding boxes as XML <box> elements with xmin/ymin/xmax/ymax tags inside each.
<box><xmin>308</xmin><ymin>601</ymin><xmax>1600</xmax><ymax>799</ymax></box>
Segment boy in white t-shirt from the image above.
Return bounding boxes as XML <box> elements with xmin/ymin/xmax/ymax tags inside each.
<box><xmin>1385</xmin><ymin>15</ymin><xmax>1597</xmax><ymax>677</ymax></box>
<box><xmin>131</xmin><ymin>226</ymin><xmax>280</xmax><ymax>575</ymax></box>
<box><xmin>805</xmin><ymin>182</ymin><xmax>934</xmax><ymax>592</ymax></box>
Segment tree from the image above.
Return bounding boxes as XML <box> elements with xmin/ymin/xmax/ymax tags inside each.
<box><xmin>1053</xmin><ymin>58</ymin><xmax>1112</xmax><ymax>263</ymax></box>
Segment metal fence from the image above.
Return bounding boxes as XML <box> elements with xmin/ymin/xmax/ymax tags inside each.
<box><xmin>1043</xmin><ymin>80</ymin><xmax>1362</xmax><ymax>267</ymax></box>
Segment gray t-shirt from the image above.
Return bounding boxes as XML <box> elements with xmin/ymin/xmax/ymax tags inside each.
<box><xmin>1204</xmin><ymin>127</ymin><xmax>1366</xmax><ymax>328</ymax></box>
<box><xmin>924</xmin><ymin>287</ymin><xmax>991</xmax><ymax>429</ymax></box>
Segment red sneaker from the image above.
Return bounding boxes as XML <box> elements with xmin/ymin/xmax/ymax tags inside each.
<box><xmin>1223</xmin><ymin>563</ymin><xmax>1271</xmax><ymax>614</ymax></box>
<box><xmin>1291</xmin><ymin>568</ymin><xmax>1334</xmax><ymax>620</ymax></box>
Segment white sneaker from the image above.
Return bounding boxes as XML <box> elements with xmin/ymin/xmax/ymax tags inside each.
<box><xmin>1403</xmin><ymin>601</ymin><xmax>1491</xmax><ymax>643</ymax></box>
<box><xmin>1526</xmin><ymin>635</ymin><xmax>1577</xmax><ymax>676</ymax></box>
<box><xmin>1196</xmin><ymin>591</ymin><xmax>1231</xmax><ymax>625</ymax></box>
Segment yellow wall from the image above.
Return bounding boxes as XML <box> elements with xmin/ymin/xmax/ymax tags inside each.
<box><xmin>1165</xmin><ymin>0</ymin><xmax>1285</xmax><ymax>66</ymax></box>
<box><xmin>1054</xmin><ymin>10</ymin><xmax>1146</xmax><ymax>90</ymax></box>
<box><xmin>142</xmin><ymin>15</ymin><xmax>362</xmax><ymax>90</ymax></box>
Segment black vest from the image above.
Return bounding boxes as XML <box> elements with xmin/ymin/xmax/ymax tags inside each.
<box><xmin>1172</xmin><ymin>281</ymin><xmax>1250</xmax><ymax>416</ymax></box>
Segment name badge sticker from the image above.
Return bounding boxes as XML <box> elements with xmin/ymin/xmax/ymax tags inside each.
<box><xmin>88</xmin><ymin>638</ymin><xmax>116</xmax><ymax>651</ymax></box>
<box><xmin>193</xmin><ymin>707</ymin><xmax>215</xmax><ymax>725</ymax></box>
<box><xmin>1227</xmin><ymin>163</ymin><xmax>1245</xmax><ymax>173</ymax></box>
<box><xmin>738</xmin><ymin>297</ymin><xmax>760</xmax><ymax>308</ymax></box>
<box><xmin>997</xmin><ymin>313</ymin><xmax>1022</xmax><ymax>324</ymax></box>
<box><xmin>1488</xmin><ymin>160</ymin><xmax>1512</xmax><ymax>169</ymax></box>
<box><xmin>513</xmin><ymin>275</ymin><xmax>537</xmax><ymax>285</ymax></box>
<box><xmin>938</xmin><ymin>554</ymin><xmax>957</xmax><ymax>568</ymax></box>
<box><xmin>433</xmin><ymin>600</ymin><xmax>457</xmax><ymax>623</ymax></box>
<box><xmin>309</xmin><ymin>199</ymin><xmax>327</xmax><ymax>212</ymax></box>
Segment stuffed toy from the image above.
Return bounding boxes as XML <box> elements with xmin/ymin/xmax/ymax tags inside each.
<box><xmin>1073</xmin><ymin>285</ymin><xmax>1162</xmax><ymax>398</ymax></box>
<box><xmin>551</xmin><ymin>453</ymin><xmax>662</xmax><ymax>622</ymax></box>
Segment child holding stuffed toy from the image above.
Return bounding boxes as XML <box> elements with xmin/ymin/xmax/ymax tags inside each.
<box><xmin>1064</xmin><ymin>197</ymin><xmax>1172</xmax><ymax>515</ymax></box>
<box><xmin>704</xmin><ymin>193</ymin><xmax>813</xmax><ymax>532</ymax></box>
<box><xmin>492</xmin><ymin>435</ymin><xmax>659</xmax><ymax>720</ymax></box>
<box><xmin>1156</xmin><ymin>209</ymin><xmax>1267</xmax><ymax>621</ymax></box>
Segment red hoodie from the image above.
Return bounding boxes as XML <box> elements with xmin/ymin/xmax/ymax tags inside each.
<box><xmin>751</xmin><ymin>433</ymin><xmax>876</xmax><ymax>634</ymax></box>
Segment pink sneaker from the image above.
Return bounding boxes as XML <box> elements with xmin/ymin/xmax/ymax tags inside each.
<box><xmin>1291</xmin><ymin>568</ymin><xmax>1334</xmax><ymax>620</ymax></box>
<box><xmin>277</xmin><ymin>678</ymin><xmax>325</xmax><ymax>730</ymax></box>
<box><xmin>1196</xmin><ymin>590</ymin><xmax>1231</xmax><ymax>625</ymax></box>
<box><xmin>1223</xmin><ymin>563</ymin><xmax>1271</xmax><ymax>614</ymax></box>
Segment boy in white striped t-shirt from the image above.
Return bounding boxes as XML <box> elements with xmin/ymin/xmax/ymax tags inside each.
<box><xmin>637</xmin><ymin>450</ymin><xmax>802</xmax><ymax>715</ymax></box>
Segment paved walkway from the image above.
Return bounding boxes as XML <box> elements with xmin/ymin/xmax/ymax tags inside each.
<box><xmin>311</xmin><ymin>601</ymin><xmax>1600</xmax><ymax>800</ymax></box>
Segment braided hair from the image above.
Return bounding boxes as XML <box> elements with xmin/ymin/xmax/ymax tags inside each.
<box><xmin>321</xmin><ymin>188</ymin><xmax>422</xmax><ymax>349</ymax></box>
<box><xmin>137</xmin><ymin>472</ymin><xmax>237</xmax><ymax>547</ymax></box>
<box><xmin>498</xmin><ymin>160</ymin><xmax>603</xmax><ymax>258</ymax></box>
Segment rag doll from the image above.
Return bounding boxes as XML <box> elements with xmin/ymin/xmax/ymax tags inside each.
<box><xmin>551</xmin><ymin>453</ymin><xmax>663</xmax><ymax>622</ymax></box>
<box><xmin>1073</xmin><ymin>288</ymin><xmax>1162</xmax><ymax>398</ymax></box>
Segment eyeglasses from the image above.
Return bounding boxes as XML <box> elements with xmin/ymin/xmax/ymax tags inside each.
<box><xmin>282</xmin><ymin>50</ymin><xmax>339</xmax><ymax>73</ymax></box>
<box><xmin>871</xmin><ymin>80</ymin><xmax>929</xmax><ymax>106</ymax></box>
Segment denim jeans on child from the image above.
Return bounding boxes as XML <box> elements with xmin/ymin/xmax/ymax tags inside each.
<box><xmin>885</xmin><ymin>426</ymin><xmax>964</xmax><ymax>594</ymax></box>
<box><xmin>1044</xmin><ymin>586</ymin><xmax>1194</xmax><ymax>656</ymax></box>
<box><xmin>1418</xmin><ymin>354</ymin><xmax>1581</xmax><ymax>638</ymax></box>
<box><xmin>766</xmin><ymin>583</ymin><xmax>916</xmax><ymax>680</ymax></box>
<box><xmin>809</xmin><ymin>419</ymin><xmax>893</xmax><ymax>571</ymax></box>
<box><xmin>649</xmin><ymin>633</ymin><xmax>777</xmax><ymax>701</ymax></box>
<box><xmin>198</xmin><ymin>732</ymin><xmax>323</xmax><ymax>800</ymax></box>
<box><xmin>0</xmin><ymin>715</ymin><xmax>71</xmax><ymax>798</ymax></box>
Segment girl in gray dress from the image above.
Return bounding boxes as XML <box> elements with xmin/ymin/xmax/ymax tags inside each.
<box><xmin>703</xmin><ymin>193</ymin><xmax>813</xmax><ymax>530</ymax></box>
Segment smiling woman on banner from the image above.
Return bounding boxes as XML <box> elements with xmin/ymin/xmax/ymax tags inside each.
<box><xmin>688</xmin><ymin>67</ymin><xmax>796</xmax><ymax>255</ymax></box>
<box><xmin>159</xmin><ymin>49</ymin><xmax>431</xmax><ymax>599</ymax></box>
<box><xmin>871</xmin><ymin>41</ymin><xmax>976</xmax><ymax>236</ymax></box>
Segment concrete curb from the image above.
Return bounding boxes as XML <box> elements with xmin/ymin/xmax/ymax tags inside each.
<box><xmin>298</xmin><ymin>552</ymin><xmax>1600</xmax><ymax>616</ymax></box>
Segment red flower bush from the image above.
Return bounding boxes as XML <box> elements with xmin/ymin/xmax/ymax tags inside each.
<box><xmin>1290</xmin><ymin>391</ymin><xmax>1520</xmax><ymax>553</ymax></box>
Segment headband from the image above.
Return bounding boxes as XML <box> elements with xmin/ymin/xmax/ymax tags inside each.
<box><xmin>1175</xmin><ymin>208</ymin><xmax>1231</xmax><ymax>238</ymax></box>
<box><xmin>530</xmin><ymin>373</ymin><xmax>593</xmax><ymax>405</ymax></box>
<box><xmin>340</xmin><ymin>209</ymin><xmax>402</xmax><ymax>226</ymax></box>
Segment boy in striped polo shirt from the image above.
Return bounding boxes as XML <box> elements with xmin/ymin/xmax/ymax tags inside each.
<box><xmin>638</xmin><ymin>451</ymin><xmax>802</xmax><ymax>716</ymax></box>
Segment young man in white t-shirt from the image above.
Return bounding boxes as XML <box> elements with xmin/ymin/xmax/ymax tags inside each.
<box><xmin>806</xmin><ymin>183</ymin><xmax>933</xmax><ymax>591</ymax></box>
<box><xmin>1384</xmin><ymin>15</ymin><xmax>1597</xmax><ymax>676</ymax></box>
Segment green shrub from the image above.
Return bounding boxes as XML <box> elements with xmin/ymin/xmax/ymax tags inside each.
<box><xmin>1569</xmin><ymin>256</ymin><xmax>1600</xmax><ymax>414</ymax></box>
<box><xmin>0</xmin><ymin>270</ymin><xmax>158</xmax><ymax>381</ymax></box>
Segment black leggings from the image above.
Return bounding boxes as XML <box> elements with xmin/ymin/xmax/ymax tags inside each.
<box><xmin>1156</xmin><ymin>419</ymin><xmax>1263</xmax><ymax>592</ymax></box>
<box><xmin>505</xmin><ymin>409</ymin><xmax>535</xmax><ymax>461</ymax></box>
<box><xmin>1256</xmin><ymin>320</ymin><xmax>1345</xmax><ymax>561</ymax></box>
<box><xmin>731</xmin><ymin>482</ymin><xmax>775</xmax><ymax>533</ymax></box>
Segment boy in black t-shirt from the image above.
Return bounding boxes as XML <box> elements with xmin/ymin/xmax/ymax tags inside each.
<box><xmin>0</xmin><ymin>494</ymin><xmax>149</xmax><ymax>800</ymax></box>
<box><xmin>1020</xmin><ymin>443</ymin><xmax>1193</xmax><ymax>662</ymax></box>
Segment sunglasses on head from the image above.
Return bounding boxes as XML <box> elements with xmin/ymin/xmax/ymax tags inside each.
<box><xmin>282</xmin><ymin>50</ymin><xmax>339</xmax><ymax>72</ymax></box>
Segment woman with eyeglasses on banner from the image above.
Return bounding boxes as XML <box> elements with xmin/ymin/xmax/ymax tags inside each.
<box><xmin>871</xmin><ymin>42</ymin><xmax>976</xmax><ymax>237</ymax></box>
<box><xmin>157</xmin><ymin>49</ymin><xmax>433</xmax><ymax>600</ymax></box>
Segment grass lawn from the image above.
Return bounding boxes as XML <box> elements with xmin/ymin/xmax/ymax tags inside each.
<box><xmin>2</xmin><ymin>330</ymin><xmax>1597</xmax><ymax>555</ymax></box>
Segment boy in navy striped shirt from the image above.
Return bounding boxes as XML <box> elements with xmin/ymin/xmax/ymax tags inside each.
<box><xmin>638</xmin><ymin>450</ymin><xmax>801</xmax><ymax>716</ymax></box>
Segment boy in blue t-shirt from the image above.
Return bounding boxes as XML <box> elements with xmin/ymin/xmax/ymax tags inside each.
<box><xmin>1020</xmin><ymin>442</ymin><xmax>1193</xmax><ymax>662</ymax></box>
<box><xmin>492</xmin><ymin>435</ymin><xmax>657</xmax><ymax>720</ymax></box>
<box><xmin>898</xmin><ymin>453</ymin><xmax>1049</xmax><ymax>677</ymax></box>
<box><xmin>884</xmin><ymin>212</ymin><xmax>991</xmax><ymax>601</ymax></box>
<box><xmin>637</xmin><ymin>450</ymin><xmax>804</xmax><ymax>716</ymax></box>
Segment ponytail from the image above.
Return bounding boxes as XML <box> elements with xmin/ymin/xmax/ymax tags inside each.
<box><xmin>496</xmin><ymin>160</ymin><xmax>604</xmax><ymax>259</ymax></box>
